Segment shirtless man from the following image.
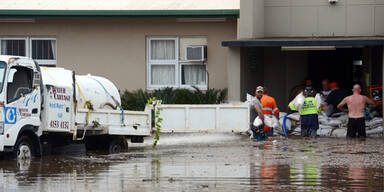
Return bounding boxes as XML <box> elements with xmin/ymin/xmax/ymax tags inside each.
<box><xmin>337</xmin><ymin>84</ymin><xmax>374</xmax><ymax>138</ymax></box>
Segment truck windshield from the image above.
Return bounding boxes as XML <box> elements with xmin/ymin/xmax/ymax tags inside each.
<box><xmin>0</xmin><ymin>62</ymin><xmax>6</xmax><ymax>93</ymax></box>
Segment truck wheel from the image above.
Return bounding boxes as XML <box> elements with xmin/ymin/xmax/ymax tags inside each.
<box><xmin>15</xmin><ymin>136</ymin><xmax>35</xmax><ymax>160</ymax></box>
<box><xmin>108</xmin><ymin>137</ymin><xmax>128</xmax><ymax>154</ymax></box>
<box><xmin>85</xmin><ymin>137</ymin><xmax>99</xmax><ymax>151</ymax></box>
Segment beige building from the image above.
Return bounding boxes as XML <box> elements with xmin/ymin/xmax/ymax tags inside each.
<box><xmin>2</xmin><ymin>0</ymin><xmax>384</xmax><ymax>112</ymax></box>
<box><xmin>0</xmin><ymin>0</ymin><xmax>239</xmax><ymax>91</ymax></box>
<box><xmin>223</xmin><ymin>0</ymin><xmax>384</xmax><ymax>112</ymax></box>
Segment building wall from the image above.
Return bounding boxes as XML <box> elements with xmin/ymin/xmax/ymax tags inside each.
<box><xmin>227</xmin><ymin>47</ymin><xmax>241</xmax><ymax>102</ymax></box>
<box><xmin>240</xmin><ymin>0</ymin><xmax>384</xmax><ymax>38</ymax></box>
<box><xmin>239</xmin><ymin>0</ymin><xmax>264</xmax><ymax>38</ymax></box>
<box><xmin>0</xmin><ymin>18</ymin><xmax>237</xmax><ymax>91</ymax></box>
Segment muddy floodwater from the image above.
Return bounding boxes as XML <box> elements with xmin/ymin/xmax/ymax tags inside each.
<box><xmin>0</xmin><ymin>133</ymin><xmax>383</xmax><ymax>191</ymax></box>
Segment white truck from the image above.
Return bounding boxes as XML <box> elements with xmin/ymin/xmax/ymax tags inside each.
<box><xmin>0</xmin><ymin>55</ymin><xmax>152</xmax><ymax>159</ymax></box>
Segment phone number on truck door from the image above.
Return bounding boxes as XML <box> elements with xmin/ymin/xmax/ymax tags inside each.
<box><xmin>49</xmin><ymin>120</ymin><xmax>69</xmax><ymax>129</ymax></box>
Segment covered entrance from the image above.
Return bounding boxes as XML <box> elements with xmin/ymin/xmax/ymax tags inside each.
<box><xmin>223</xmin><ymin>37</ymin><xmax>384</xmax><ymax>112</ymax></box>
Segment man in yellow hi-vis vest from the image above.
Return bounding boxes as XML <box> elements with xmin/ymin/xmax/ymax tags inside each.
<box><xmin>289</xmin><ymin>86</ymin><xmax>321</xmax><ymax>138</ymax></box>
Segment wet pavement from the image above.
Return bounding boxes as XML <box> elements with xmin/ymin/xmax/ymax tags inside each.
<box><xmin>0</xmin><ymin>133</ymin><xmax>383</xmax><ymax>192</ymax></box>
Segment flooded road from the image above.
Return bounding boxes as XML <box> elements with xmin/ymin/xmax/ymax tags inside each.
<box><xmin>0</xmin><ymin>133</ymin><xmax>383</xmax><ymax>191</ymax></box>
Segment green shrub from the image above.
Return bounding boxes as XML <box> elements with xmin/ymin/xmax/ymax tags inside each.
<box><xmin>120</xmin><ymin>87</ymin><xmax>228</xmax><ymax>111</ymax></box>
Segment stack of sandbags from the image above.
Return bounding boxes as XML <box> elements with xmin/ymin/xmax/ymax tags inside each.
<box><xmin>365</xmin><ymin>117</ymin><xmax>383</xmax><ymax>136</ymax></box>
<box><xmin>317</xmin><ymin>112</ymin><xmax>348</xmax><ymax>137</ymax></box>
<box><xmin>277</xmin><ymin>111</ymin><xmax>383</xmax><ymax>137</ymax></box>
<box><xmin>276</xmin><ymin>112</ymin><xmax>301</xmax><ymax>136</ymax></box>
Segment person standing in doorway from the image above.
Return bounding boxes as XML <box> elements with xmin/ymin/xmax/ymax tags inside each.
<box><xmin>337</xmin><ymin>84</ymin><xmax>374</xmax><ymax>138</ymax></box>
<box><xmin>289</xmin><ymin>86</ymin><xmax>321</xmax><ymax>138</ymax></box>
<box><xmin>320</xmin><ymin>78</ymin><xmax>331</xmax><ymax>102</ymax></box>
<box><xmin>323</xmin><ymin>82</ymin><xmax>350</xmax><ymax>116</ymax></box>
<box><xmin>259</xmin><ymin>86</ymin><xmax>279</xmax><ymax>137</ymax></box>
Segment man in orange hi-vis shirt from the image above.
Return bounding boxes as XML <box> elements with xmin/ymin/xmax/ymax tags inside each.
<box><xmin>256</xmin><ymin>86</ymin><xmax>280</xmax><ymax>137</ymax></box>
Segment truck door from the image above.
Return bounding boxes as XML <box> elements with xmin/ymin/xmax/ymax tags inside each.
<box><xmin>4</xmin><ymin>66</ymin><xmax>40</xmax><ymax>134</ymax></box>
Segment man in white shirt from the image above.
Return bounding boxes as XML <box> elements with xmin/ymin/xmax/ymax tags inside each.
<box><xmin>249</xmin><ymin>87</ymin><xmax>265</xmax><ymax>140</ymax></box>
<box><xmin>321</xmin><ymin>78</ymin><xmax>331</xmax><ymax>102</ymax></box>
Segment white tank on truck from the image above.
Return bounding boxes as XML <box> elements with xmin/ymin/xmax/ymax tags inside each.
<box><xmin>41</xmin><ymin>67</ymin><xmax>121</xmax><ymax>109</ymax></box>
<box><xmin>75</xmin><ymin>75</ymin><xmax>121</xmax><ymax>110</ymax></box>
<box><xmin>0</xmin><ymin>55</ymin><xmax>152</xmax><ymax>159</ymax></box>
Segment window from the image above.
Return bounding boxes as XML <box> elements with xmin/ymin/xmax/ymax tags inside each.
<box><xmin>147</xmin><ymin>37</ymin><xmax>178</xmax><ymax>88</ymax></box>
<box><xmin>181</xmin><ymin>64</ymin><xmax>206</xmax><ymax>86</ymax></box>
<box><xmin>147</xmin><ymin>37</ymin><xmax>207</xmax><ymax>90</ymax></box>
<box><xmin>0</xmin><ymin>62</ymin><xmax>6</xmax><ymax>93</ymax></box>
<box><xmin>0</xmin><ymin>37</ymin><xmax>56</xmax><ymax>66</ymax></box>
<box><xmin>30</xmin><ymin>38</ymin><xmax>56</xmax><ymax>65</ymax></box>
<box><xmin>0</xmin><ymin>38</ymin><xmax>27</xmax><ymax>56</ymax></box>
<box><xmin>7</xmin><ymin>66</ymin><xmax>33</xmax><ymax>103</ymax></box>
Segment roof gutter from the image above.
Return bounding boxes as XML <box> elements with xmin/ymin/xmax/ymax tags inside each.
<box><xmin>0</xmin><ymin>9</ymin><xmax>239</xmax><ymax>19</ymax></box>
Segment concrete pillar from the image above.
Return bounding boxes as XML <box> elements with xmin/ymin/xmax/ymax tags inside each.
<box><xmin>239</xmin><ymin>0</ymin><xmax>264</xmax><ymax>39</ymax></box>
<box><xmin>227</xmin><ymin>47</ymin><xmax>241</xmax><ymax>102</ymax></box>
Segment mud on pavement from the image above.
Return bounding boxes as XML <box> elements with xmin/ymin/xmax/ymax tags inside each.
<box><xmin>0</xmin><ymin>133</ymin><xmax>383</xmax><ymax>192</ymax></box>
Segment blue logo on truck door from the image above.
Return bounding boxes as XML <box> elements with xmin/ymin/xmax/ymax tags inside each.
<box><xmin>5</xmin><ymin>107</ymin><xmax>17</xmax><ymax>124</ymax></box>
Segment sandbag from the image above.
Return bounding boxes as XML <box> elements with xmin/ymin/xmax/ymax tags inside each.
<box><xmin>319</xmin><ymin>124</ymin><xmax>334</xmax><ymax>129</ymax></box>
<box><xmin>291</xmin><ymin>125</ymin><xmax>301</xmax><ymax>136</ymax></box>
<box><xmin>289</xmin><ymin>92</ymin><xmax>322</xmax><ymax>113</ymax></box>
<box><xmin>321</xmin><ymin>119</ymin><xmax>343</xmax><ymax>127</ymax></box>
<box><xmin>317</xmin><ymin>128</ymin><xmax>332</xmax><ymax>137</ymax></box>
<box><xmin>366</xmin><ymin>126</ymin><xmax>383</xmax><ymax>135</ymax></box>
<box><xmin>287</xmin><ymin>112</ymin><xmax>300</xmax><ymax>121</ymax></box>
<box><xmin>253</xmin><ymin>116</ymin><xmax>263</xmax><ymax>127</ymax></box>
<box><xmin>253</xmin><ymin>115</ymin><xmax>280</xmax><ymax>129</ymax></box>
<box><xmin>279</xmin><ymin>112</ymin><xmax>287</xmax><ymax>119</ymax></box>
<box><xmin>366</xmin><ymin>117</ymin><xmax>383</xmax><ymax>129</ymax></box>
<box><xmin>290</xmin><ymin>92</ymin><xmax>304</xmax><ymax>112</ymax></box>
<box><xmin>265</xmin><ymin>115</ymin><xmax>280</xmax><ymax>128</ymax></box>
<box><xmin>330</xmin><ymin>129</ymin><xmax>347</xmax><ymax>137</ymax></box>
<box><xmin>319</xmin><ymin>118</ymin><xmax>330</xmax><ymax>125</ymax></box>
<box><xmin>279</xmin><ymin>117</ymin><xmax>292</xmax><ymax>131</ymax></box>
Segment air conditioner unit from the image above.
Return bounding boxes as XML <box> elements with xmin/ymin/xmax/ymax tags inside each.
<box><xmin>186</xmin><ymin>46</ymin><xmax>207</xmax><ymax>61</ymax></box>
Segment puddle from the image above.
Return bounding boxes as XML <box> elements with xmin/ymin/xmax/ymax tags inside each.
<box><xmin>0</xmin><ymin>133</ymin><xmax>383</xmax><ymax>191</ymax></box>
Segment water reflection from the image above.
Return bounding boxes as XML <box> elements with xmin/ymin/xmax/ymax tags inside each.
<box><xmin>0</xmin><ymin>134</ymin><xmax>382</xmax><ymax>191</ymax></box>
<box><xmin>250</xmin><ymin>137</ymin><xmax>383</xmax><ymax>191</ymax></box>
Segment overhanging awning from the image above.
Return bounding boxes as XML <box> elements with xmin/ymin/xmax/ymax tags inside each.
<box><xmin>222</xmin><ymin>37</ymin><xmax>384</xmax><ymax>47</ymax></box>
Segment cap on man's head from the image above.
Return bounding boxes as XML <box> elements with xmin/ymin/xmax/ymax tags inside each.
<box><xmin>256</xmin><ymin>86</ymin><xmax>264</xmax><ymax>92</ymax></box>
<box><xmin>329</xmin><ymin>82</ymin><xmax>338</xmax><ymax>89</ymax></box>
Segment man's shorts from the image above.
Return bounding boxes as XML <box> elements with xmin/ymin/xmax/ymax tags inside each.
<box><xmin>300</xmin><ymin>114</ymin><xmax>319</xmax><ymax>138</ymax></box>
<box><xmin>347</xmin><ymin>117</ymin><xmax>366</xmax><ymax>138</ymax></box>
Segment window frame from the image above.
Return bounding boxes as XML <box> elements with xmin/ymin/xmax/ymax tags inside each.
<box><xmin>0</xmin><ymin>61</ymin><xmax>7</xmax><ymax>94</ymax></box>
<box><xmin>179</xmin><ymin>62</ymin><xmax>208</xmax><ymax>90</ymax></box>
<box><xmin>6</xmin><ymin>66</ymin><xmax>34</xmax><ymax>104</ymax></box>
<box><xmin>146</xmin><ymin>37</ymin><xmax>179</xmax><ymax>90</ymax></box>
<box><xmin>29</xmin><ymin>37</ymin><xmax>57</xmax><ymax>66</ymax></box>
<box><xmin>0</xmin><ymin>37</ymin><xmax>28</xmax><ymax>57</ymax></box>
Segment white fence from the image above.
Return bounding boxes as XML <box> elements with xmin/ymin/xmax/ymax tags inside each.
<box><xmin>156</xmin><ymin>104</ymin><xmax>250</xmax><ymax>133</ymax></box>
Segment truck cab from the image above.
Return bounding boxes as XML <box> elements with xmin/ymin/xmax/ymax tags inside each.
<box><xmin>0</xmin><ymin>55</ymin><xmax>42</xmax><ymax>159</ymax></box>
<box><xmin>0</xmin><ymin>55</ymin><xmax>152</xmax><ymax>160</ymax></box>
